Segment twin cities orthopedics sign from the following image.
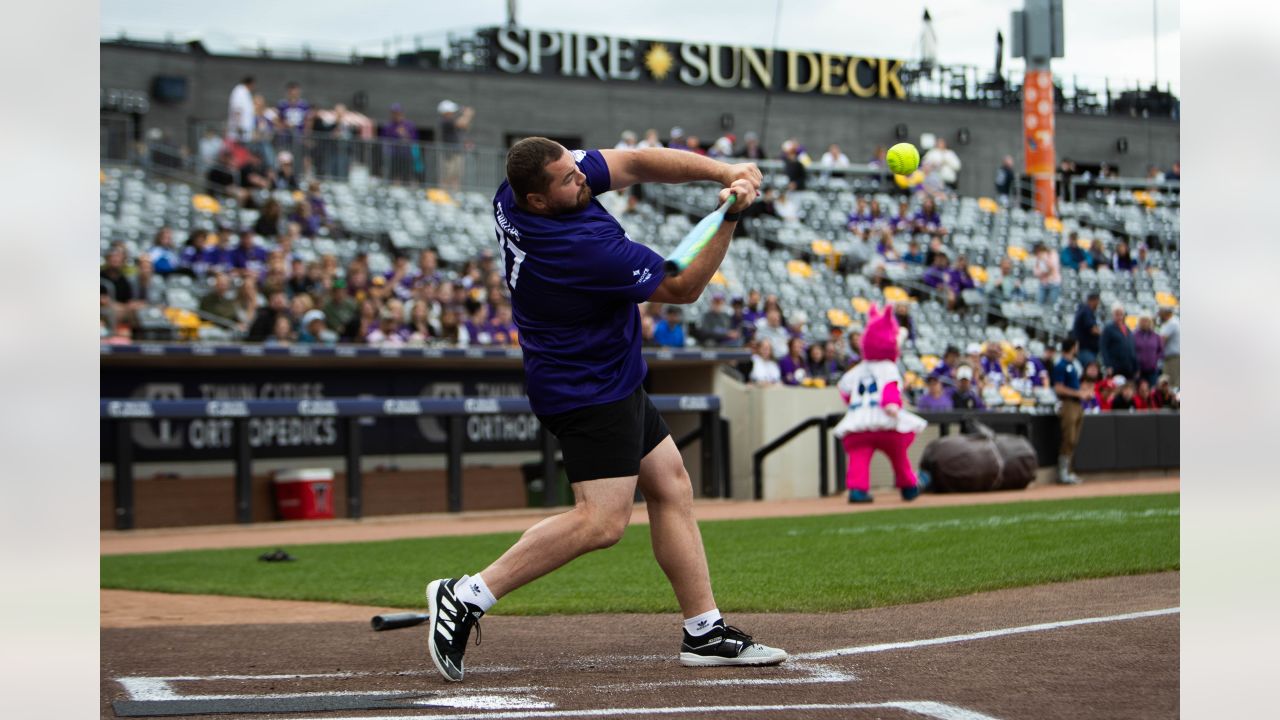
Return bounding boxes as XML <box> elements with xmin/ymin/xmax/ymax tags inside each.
<box><xmin>484</xmin><ymin>28</ymin><xmax>906</xmax><ymax>100</ymax></box>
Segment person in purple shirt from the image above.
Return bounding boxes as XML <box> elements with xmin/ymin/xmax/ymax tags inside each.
<box><xmin>778</xmin><ymin>336</ymin><xmax>808</xmax><ymax>385</ymax></box>
<box><xmin>274</xmin><ymin>82</ymin><xmax>312</xmax><ymax>137</ymax></box>
<box><xmin>1131</xmin><ymin>315</ymin><xmax>1164</xmax><ymax>385</ymax></box>
<box><xmin>979</xmin><ymin>344</ymin><xmax>1005</xmax><ymax>385</ymax></box>
<box><xmin>931</xmin><ymin>345</ymin><xmax>961</xmax><ymax>382</ymax></box>
<box><xmin>741</xmin><ymin>288</ymin><xmax>764</xmax><ymax>326</ymax></box>
<box><xmin>948</xmin><ymin>255</ymin><xmax>977</xmax><ymax>294</ymax></box>
<box><xmin>846</xmin><ymin>197</ymin><xmax>873</xmax><ymax>238</ymax></box>
<box><xmin>891</xmin><ymin>200</ymin><xmax>914</xmax><ymax>234</ymax></box>
<box><xmin>229</xmin><ymin>230</ymin><xmax>268</xmax><ymax>276</ymax></box>
<box><xmin>422</xmin><ymin>138</ymin><xmax>784</xmax><ymax>683</ymax></box>
<box><xmin>487</xmin><ymin>302</ymin><xmax>518</xmax><ymax>346</ymax></box>
<box><xmin>912</xmin><ymin>196</ymin><xmax>947</xmax><ymax>237</ymax></box>
<box><xmin>922</xmin><ymin>252</ymin><xmax>950</xmax><ymax>290</ymax></box>
<box><xmin>915</xmin><ymin>375</ymin><xmax>954</xmax><ymax>412</ymax></box>
<box><xmin>380</xmin><ymin>103</ymin><xmax>420</xmax><ymax>182</ymax></box>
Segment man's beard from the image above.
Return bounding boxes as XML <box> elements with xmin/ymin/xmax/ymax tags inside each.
<box><xmin>551</xmin><ymin>185</ymin><xmax>591</xmax><ymax>215</ymax></box>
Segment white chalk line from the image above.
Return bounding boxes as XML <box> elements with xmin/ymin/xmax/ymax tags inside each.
<box><xmin>795</xmin><ymin>607</ymin><xmax>1180</xmax><ymax>660</ymax></box>
<box><xmin>784</xmin><ymin>507</ymin><xmax>1179</xmax><ymax>537</ymax></box>
<box><xmin>255</xmin><ymin>701</ymin><xmax>1001</xmax><ymax>720</ymax></box>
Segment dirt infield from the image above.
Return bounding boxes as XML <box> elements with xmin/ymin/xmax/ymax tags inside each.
<box><xmin>101</xmin><ymin>572</ymin><xmax>1178</xmax><ymax>720</ymax></box>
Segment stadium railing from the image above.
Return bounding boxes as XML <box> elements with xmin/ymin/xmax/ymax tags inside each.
<box><xmin>100</xmin><ymin>394</ymin><xmax>725</xmax><ymax>530</ymax></box>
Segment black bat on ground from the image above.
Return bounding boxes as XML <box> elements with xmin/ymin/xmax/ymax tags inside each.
<box><xmin>371</xmin><ymin>612</ymin><xmax>429</xmax><ymax>631</ymax></box>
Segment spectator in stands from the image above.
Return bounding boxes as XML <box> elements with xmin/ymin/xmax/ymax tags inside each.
<box><xmin>846</xmin><ymin>197</ymin><xmax>872</xmax><ymax>237</ymax></box>
<box><xmin>614</xmin><ymin>130</ymin><xmax>638</xmax><ymax>150</ymax></box>
<box><xmin>875</xmin><ymin>228</ymin><xmax>901</xmax><ymax>262</ymax></box>
<box><xmin>820</xmin><ymin>143</ymin><xmax>850</xmax><ymax>168</ymax></box>
<box><xmin>1072</xmin><ymin>291</ymin><xmax>1102</xmax><ymax>366</ymax></box>
<box><xmin>774</xmin><ymin>189</ymin><xmax>800</xmax><ymax>224</ymax></box>
<box><xmin>367</xmin><ymin>307</ymin><xmax>410</xmax><ymax>346</ymax></box>
<box><xmin>778</xmin><ymin>337</ymin><xmax>808</xmax><ymax>385</ymax></box>
<box><xmin>1032</xmin><ymin>242</ymin><xmax>1061</xmax><ymax>305</ymax></box>
<box><xmin>743</xmin><ymin>289</ymin><xmax>764</xmax><ymax>326</ymax></box>
<box><xmin>685</xmin><ymin>136</ymin><xmax>707</xmax><ymax>155</ymax></box>
<box><xmin>1110</xmin><ymin>379</ymin><xmax>1137</xmax><ymax>411</ymax></box>
<box><xmin>234</xmin><ymin>274</ymin><xmax>261</xmax><ymax>332</ymax></box>
<box><xmin>290</xmin><ymin>197</ymin><xmax>322</xmax><ymax>238</ymax></box>
<box><xmin>1007</xmin><ymin>343</ymin><xmax>1050</xmax><ymax>394</ymax></box>
<box><xmin>299</xmin><ymin>309</ymin><xmax>336</xmax><ymax>344</ymax></box>
<box><xmin>994</xmin><ymin>155</ymin><xmax>1015</xmax><ymax>205</ymax></box>
<box><xmin>1060</xmin><ymin>232</ymin><xmax>1092</xmax><ymax>271</ymax></box>
<box><xmin>230</xmin><ymin>230</ymin><xmax>268</xmax><ymax>276</ymax></box>
<box><xmin>1080</xmin><ymin>361</ymin><xmax>1102</xmax><ymax>412</ymax></box>
<box><xmin>639</xmin><ymin>313</ymin><xmax>659</xmax><ymax>348</ymax></box>
<box><xmin>694</xmin><ymin>293</ymin><xmax>740</xmax><ymax>346</ymax></box>
<box><xmin>653</xmin><ymin>305</ymin><xmax>686</xmax><ymax>348</ymax></box>
<box><xmin>380</xmin><ymin>103</ymin><xmax>420</xmax><ymax>183</ymax></box>
<box><xmin>1100</xmin><ymin>303</ymin><xmax>1138</xmax><ymax>379</ymax></box>
<box><xmin>786</xmin><ymin>310</ymin><xmax>810</xmax><ymax>341</ymax></box>
<box><xmin>914</xmin><ymin>374</ymin><xmax>951</xmax><ymax>411</ymax></box>
<box><xmin>638</xmin><ymin>128</ymin><xmax>662</xmax><ymax>149</ymax></box>
<box><xmin>980</xmin><ymin>343</ymin><xmax>1006</xmax><ymax>386</ymax></box>
<box><xmin>781</xmin><ymin>140</ymin><xmax>807</xmax><ymax>191</ymax></box>
<box><xmin>964</xmin><ymin>343</ymin><xmax>986</xmax><ymax>385</ymax></box>
<box><xmin>932</xmin><ymin>345</ymin><xmax>961</xmax><ymax>381</ymax></box>
<box><xmin>1157</xmin><ymin>306</ymin><xmax>1180</xmax><ymax>387</ymax></box>
<box><xmin>318</xmin><ymin>103</ymin><xmax>355</xmax><ymax>179</ymax></box>
<box><xmin>912</xmin><ymin>196</ymin><xmax>947</xmax><ymax>237</ymax></box>
<box><xmin>986</xmin><ymin>256</ymin><xmax>1026</xmax><ymax>304</ymax></box>
<box><xmin>1132</xmin><ymin>377</ymin><xmax>1157</xmax><ymax>410</ymax></box>
<box><xmin>1167</xmin><ymin>162</ymin><xmax>1180</xmax><ymax>181</ymax></box>
<box><xmin>273</xmin><ymin>151</ymin><xmax>301</xmax><ymax>191</ymax></box>
<box><xmin>922</xmin><ymin>252</ymin><xmax>959</xmax><ymax>310</ymax></box>
<box><xmin>1052</xmin><ymin>338</ymin><xmax>1086</xmax><ymax>483</ymax></box>
<box><xmin>266</xmin><ymin>314</ymin><xmax>295</xmax><ymax>346</ymax></box>
<box><xmin>1088</xmin><ymin>240</ymin><xmax>1111</xmax><ymax>271</ymax></box>
<box><xmin>286</xmin><ymin>257</ymin><xmax>315</xmax><ymax>298</ymax></box>
<box><xmin>254</xmin><ymin>198</ymin><xmax>283</xmax><ymax>238</ymax></box>
<box><xmin>1093</xmin><ymin>372</ymin><xmax>1119</xmax><ymax>411</ymax></box>
<box><xmin>148</xmin><ymin>227</ymin><xmax>180</xmax><ymax>275</ymax></box>
<box><xmin>902</xmin><ymin>239</ymin><xmax>926</xmax><ymax>265</ymax></box>
<box><xmin>274</xmin><ymin>81</ymin><xmax>313</xmax><ymax>144</ymax></box>
<box><xmin>227</xmin><ymin>76</ymin><xmax>255</xmax><ymax>142</ymax></box>
<box><xmin>489</xmin><ymin>303</ymin><xmax>518</xmax><ymax>346</ymax></box>
<box><xmin>252</xmin><ymin>94</ymin><xmax>278</xmax><ymax>169</ymax></box>
<box><xmin>100</xmin><ymin>245</ymin><xmax>135</xmax><ymax>313</ymax></box>
<box><xmin>891</xmin><ymin>200</ymin><xmax>914</xmax><ymax>234</ymax></box>
<box><xmin>749</xmin><ymin>339</ymin><xmax>782</xmax><ymax>386</ymax></box>
<box><xmin>465</xmin><ymin>301</ymin><xmax>493</xmax><ymax>345</ymax></box>
<box><xmin>1111</xmin><ymin>240</ymin><xmax>1135</xmax><ymax>273</ymax></box>
<box><xmin>845</xmin><ymin>327</ymin><xmax>864</xmax><ymax>366</ymax></box>
<box><xmin>247</xmin><ymin>290</ymin><xmax>289</xmax><ymax>342</ymax></box>
<box><xmin>667</xmin><ymin>126</ymin><xmax>688</xmax><ymax>150</ymax></box>
<box><xmin>950</xmin><ymin>254</ymin><xmax>977</xmax><ymax>299</ymax></box>
<box><xmin>406</xmin><ymin>300</ymin><xmax>437</xmax><ymax>344</ymax></box>
<box><xmin>1133</xmin><ymin>244</ymin><xmax>1154</xmax><ymax>274</ymax></box>
<box><xmin>729</xmin><ymin>297</ymin><xmax>754</xmax><ymax>343</ymax></box>
<box><xmin>754</xmin><ymin>307</ymin><xmax>790</xmax><ymax>358</ymax></box>
<box><xmin>1133</xmin><ymin>315</ymin><xmax>1164</xmax><ymax>386</ymax></box>
<box><xmin>805</xmin><ymin>342</ymin><xmax>839</xmax><ymax>386</ymax></box>
<box><xmin>950</xmin><ymin>366</ymin><xmax>984</xmax><ymax>409</ymax></box>
<box><xmin>198</xmin><ymin>272</ymin><xmax>239</xmax><ymax>323</ymax></box>
<box><xmin>1153</xmin><ymin>375</ymin><xmax>1179</xmax><ymax>409</ymax></box>
<box><xmin>341</xmin><ymin>298</ymin><xmax>377</xmax><ymax>343</ymax></box>
<box><xmin>922</xmin><ymin>138</ymin><xmax>962</xmax><ymax>192</ymax></box>
<box><xmin>732</xmin><ymin>131</ymin><xmax>760</xmax><ymax>159</ymax></box>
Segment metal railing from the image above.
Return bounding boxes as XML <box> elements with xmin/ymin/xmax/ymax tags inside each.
<box><xmin>100</xmin><ymin>394</ymin><xmax>725</xmax><ymax>530</ymax></box>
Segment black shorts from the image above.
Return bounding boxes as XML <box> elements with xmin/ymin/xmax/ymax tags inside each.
<box><xmin>537</xmin><ymin>386</ymin><xmax>671</xmax><ymax>482</ymax></box>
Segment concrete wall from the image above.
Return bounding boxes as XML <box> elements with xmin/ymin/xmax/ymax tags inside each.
<box><xmin>102</xmin><ymin>43</ymin><xmax>1180</xmax><ymax>197</ymax></box>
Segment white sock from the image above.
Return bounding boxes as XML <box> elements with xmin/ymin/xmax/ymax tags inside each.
<box><xmin>453</xmin><ymin>573</ymin><xmax>497</xmax><ymax>613</ymax></box>
<box><xmin>683</xmin><ymin>609</ymin><xmax>723</xmax><ymax>637</ymax></box>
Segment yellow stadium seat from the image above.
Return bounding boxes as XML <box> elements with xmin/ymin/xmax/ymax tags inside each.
<box><xmin>426</xmin><ymin>188</ymin><xmax>457</xmax><ymax>205</ymax></box>
<box><xmin>968</xmin><ymin>265</ymin><xmax>989</xmax><ymax>283</ymax></box>
<box><xmin>1155</xmin><ymin>292</ymin><xmax>1179</xmax><ymax>308</ymax></box>
<box><xmin>883</xmin><ymin>286</ymin><xmax>909</xmax><ymax>304</ymax></box>
<box><xmin>894</xmin><ymin>170</ymin><xmax>925</xmax><ymax>189</ymax></box>
<box><xmin>710</xmin><ymin>271</ymin><xmax>727</xmax><ymax>286</ymax></box>
<box><xmin>1044</xmin><ymin>216</ymin><xmax>1063</xmax><ymax>233</ymax></box>
<box><xmin>904</xmin><ymin>371</ymin><xmax>922</xmax><ymax>389</ymax></box>
<box><xmin>811</xmin><ymin>239</ymin><xmax>833</xmax><ymax>256</ymax></box>
<box><xmin>786</xmin><ymin>259</ymin><xmax>813</xmax><ymax>278</ymax></box>
<box><xmin>1076</xmin><ymin>237</ymin><xmax>1093</xmax><ymax>250</ymax></box>
<box><xmin>1125</xmin><ymin>315</ymin><xmax>1139</xmax><ymax>331</ymax></box>
<box><xmin>291</xmin><ymin>190</ymin><xmax>305</xmax><ymax>203</ymax></box>
<box><xmin>1000</xmin><ymin>386</ymin><xmax>1024</xmax><ymax>405</ymax></box>
<box><xmin>850</xmin><ymin>297</ymin><xmax>870</xmax><ymax>315</ymax></box>
<box><xmin>977</xmin><ymin>197</ymin><xmax>1000</xmax><ymax>213</ymax></box>
<box><xmin>921</xmin><ymin>355</ymin><xmax>940</xmax><ymax>372</ymax></box>
<box><xmin>1007</xmin><ymin>246</ymin><xmax>1029</xmax><ymax>262</ymax></box>
<box><xmin>826</xmin><ymin>308</ymin><xmax>851</xmax><ymax>327</ymax></box>
<box><xmin>99</xmin><ymin>170</ymin><xmax>107</xmax><ymax>185</ymax></box>
<box><xmin>191</xmin><ymin>194</ymin><xmax>221</xmax><ymax>214</ymax></box>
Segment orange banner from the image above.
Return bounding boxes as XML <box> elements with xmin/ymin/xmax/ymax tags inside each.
<box><xmin>1022</xmin><ymin>69</ymin><xmax>1056</xmax><ymax>218</ymax></box>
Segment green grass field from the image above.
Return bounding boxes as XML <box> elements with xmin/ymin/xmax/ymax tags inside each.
<box><xmin>101</xmin><ymin>493</ymin><xmax>1178</xmax><ymax>615</ymax></box>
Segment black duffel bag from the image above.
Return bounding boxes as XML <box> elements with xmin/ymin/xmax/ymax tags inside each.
<box><xmin>920</xmin><ymin>420</ymin><xmax>1037</xmax><ymax>493</ymax></box>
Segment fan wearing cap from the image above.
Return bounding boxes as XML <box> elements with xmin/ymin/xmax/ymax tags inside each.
<box><xmin>949</xmin><ymin>365</ymin><xmax>985</xmax><ymax>410</ymax></box>
<box><xmin>833</xmin><ymin>303</ymin><xmax>929</xmax><ymax>503</ymax></box>
<box><xmin>439</xmin><ymin>100</ymin><xmax>475</xmax><ymax>192</ymax></box>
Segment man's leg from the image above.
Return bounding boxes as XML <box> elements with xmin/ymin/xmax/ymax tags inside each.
<box><xmin>479</xmin><ymin>475</ymin><xmax>638</xmax><ymax>598</ymax></box>
<box><xmin>637</xmin><ymin>436</ymin><xmax>714</xmax><ymax>617</ymax></box>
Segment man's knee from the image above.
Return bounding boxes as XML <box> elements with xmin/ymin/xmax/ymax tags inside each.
<box><xmin>583</xmin><ymin>506</ymin><xmax>631</xmax><ymax>550</ymax></box>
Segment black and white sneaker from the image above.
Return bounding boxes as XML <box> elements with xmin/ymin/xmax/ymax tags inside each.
<box><xmin>679</xmin><ymin>621</ymin><xmax>788</xmax><ymax>667</ymax></box>
<box><xmin>425</xmin><ymin>578</ymin><xmax>483</xmax><ymax>682</ymax></box>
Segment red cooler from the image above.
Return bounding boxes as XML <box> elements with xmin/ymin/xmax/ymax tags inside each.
<box><xmin>272</xmin><ymin>468</ymin><xmax>336</xmax><ymax>520</ymax></box>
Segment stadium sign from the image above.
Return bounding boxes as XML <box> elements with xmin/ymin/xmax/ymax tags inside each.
<box><xmin>486</xmin><ymin>28</ymin><xmax>906</xmax><ymax>100</ymax></box>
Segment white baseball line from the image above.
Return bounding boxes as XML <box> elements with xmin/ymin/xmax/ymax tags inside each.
<box><xmin>266</xmin><ymin>701</ymin><xmax>1002</xmax><ymax>720</ymax></box>
<box><xmin>795</xmin><ymin>607</ymin><xmax>1181</xmax><ymax>660</ymax></box>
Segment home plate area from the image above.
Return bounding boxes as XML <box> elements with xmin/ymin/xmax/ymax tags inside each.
<box><xmin>101</xmin><ymin>575</ymin><xmax>1179</xmax><ymax>720</ymax></box>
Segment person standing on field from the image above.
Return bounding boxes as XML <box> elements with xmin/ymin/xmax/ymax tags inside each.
<box><xmin>423</xmin><ymin>137</ymin><xmax>786</xmax><ymax>682</ymax></box>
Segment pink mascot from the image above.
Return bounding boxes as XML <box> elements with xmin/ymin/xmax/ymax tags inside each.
<box><xmin>834</xmin><ymin>303</ymin><xmax>928</xmax><ymax>503</ymax></box>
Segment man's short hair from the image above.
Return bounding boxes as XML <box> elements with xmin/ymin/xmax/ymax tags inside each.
<box><xmin>506</xmin><ymin>137</ymin><xmax>564</xmax><ymax>204</ymax></box>
<box><xmin>286</xmin><ymin>81</ymin><xmax>300</xmax><ymax>90</ymax></box>
<box><xmin>242</xmin><ymin>76</ymin><xmax>255</xmax><ymax>86</ymax></box>
<box><xmin>1061</xmin><ymin>337</ymin><xmax>1077</xmax><ymax>353</ymax></box>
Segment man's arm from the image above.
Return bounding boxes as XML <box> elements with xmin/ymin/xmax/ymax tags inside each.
<box><xmin>600</xmin><ymin>147</ymin><xmax>761</xmax><ymax>192</ymax></box>
<box><xmin>648</xmin><ymin>180</ymin><xmax>757</xmax><ymax>305</ymax></box>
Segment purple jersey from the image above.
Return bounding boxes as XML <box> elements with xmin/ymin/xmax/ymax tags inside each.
<box><xmin>493</xmin><ymin>149</ymin><xmax>666</xmax><ymax>415</ymax></box>
<box><xmin>277</xmin><ymin>99</ymin><xmax>311</xmax><ymax>133</ymax></box>
<box><xmin>230</xmin><ymin>245</ymin><xmax>268</xmax><ymax>275</ymax></box>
